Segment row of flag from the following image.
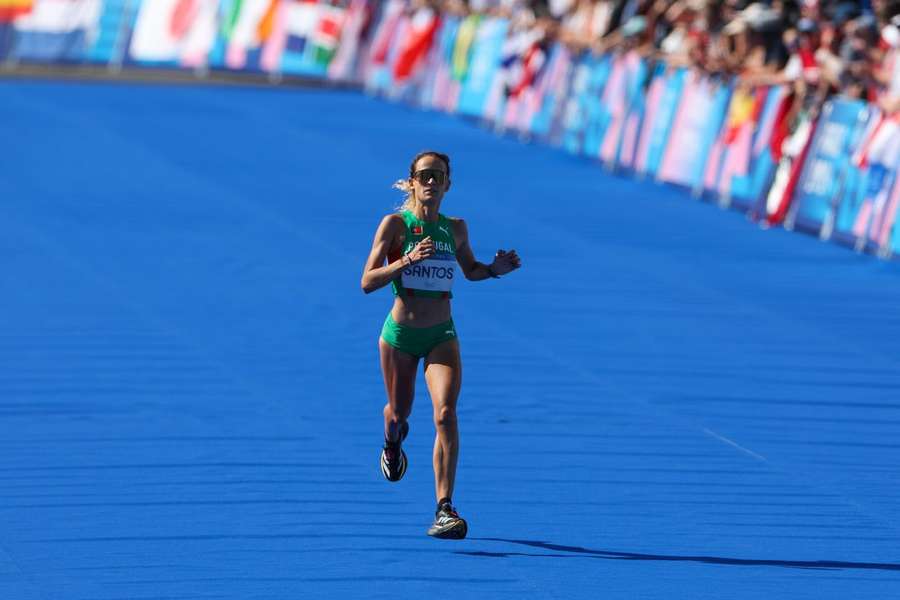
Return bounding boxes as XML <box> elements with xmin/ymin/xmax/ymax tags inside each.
<box><xmin>357</xmin><ymin>10</ymin><xmax>900</xmax><ymax>257</ymax></box>
<box><xmin>3</xmin><ymin>0</ymin><xmax>899</xmax><ymax>256</ymax></box>
<box><xmin>0</xmin><ymin>0</ymin><xmax>355</xmax><ymax>76</ymax></box>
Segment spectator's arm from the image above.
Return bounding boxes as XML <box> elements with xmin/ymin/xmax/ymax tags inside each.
<box><xmin>879</xmin><ymin>95</ymin><xmax>900</xmax><ymax>114</ymax></box>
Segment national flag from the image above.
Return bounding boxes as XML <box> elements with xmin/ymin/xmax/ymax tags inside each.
<box><xmin>451</xmin><ymin>14</ymin><xmax>479</xmax><ymax>82</ymax></box>
<box><xmin>283</xmin><ymin>0</ymin><xmax>317</xmax><ymax>55</ymax></box>
<box><xmin>170</xmin><ymin>0</ymin><xmax>200</xmax><ymax>38</ymax></box>
<box><xmin>494</xmin><ymin>26</ymin><xmax>539</xmax><ymax>100</ymax></box>
<box><xmin>765</xmin><ymin>115</ymin><xmax>818</xmax><ymax>225</ymax></box>
<box><xmin>11</xmin><ymin>0</ymin><xmax>100</xmax><ymax>32</ymax></box>
<box><xmin>704</xmin><ymin>87</ymin><xmax>762</xmax><ymax>195</ymax></box>
<box><xmin>392</xmin><ymin>6</ymin><xmax>439</xmax><ymax>81</ymax></box>
<box><xmin>129</xmin><ymin>0</ymin><xmax>217</xmax><ymax>64</ymax></box>
<box><xmin>528</xmin><ymin>43</ymin><xmax>572</xmax><ymax>137</ymax></box>
<box><xmin>412</xmin><ymin>225</ymin><xmax>423</xmax><ymax>236</ymax></box>
<box><xmin>0</xmin><ymin>0</ymin><xmax>32</xmax><ymax>23</ymax></box>
<box><xmin>223</xmin><ymin>0</ymin><xmax>279</xmax><ymax>69</ymax></box>
<box><xmin>768</xmin><ymin>91</ymin><xmax>797</xmax><ymax>162</ymax></box>
<box><xmin>9</xmin><ymin>0</ymin><xmax>102</xmax><ymax>61</ymax></box>
<box><xmin>753</xmin><ymin>87</ymin><xmax>786</xmax><ymax>157</ymax></box>
<box><xmin>309</xmin><ymin>4</ymin><xmax>345</xmax><ymax>67</ymax></box>
<box><xmin>327</xmin><ymin>0</ymin><xmax>366</xmax><ymax>80</ymax></box>
<box><xmin>367</xmin><ymin>0</ymin><xmax>403</xmax><ymax>66</ymax></box>
<box><xmin>221</xmin><ymin>0</ymin><xmax>244</xmax><ymax>39</ymax></box>
<box><xmin>722</xmin><ymin>87</ymin><xmax>755</xmax><ymax>144</ymax></box>
<box><xmin>256</xmin><ymin>0</ymin><xmax>277</xmax><ymax>40</ymax></box>
<box><xmin>259</xmin><ymin>0</ymin><xmax>286</xmax><ymax>71</ymax></box>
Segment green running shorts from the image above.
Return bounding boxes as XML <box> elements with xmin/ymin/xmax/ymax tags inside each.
<box><xmin>381</xmin><ymin>313</ymin><xmax>457</xmax><ymax>358</ymax></box>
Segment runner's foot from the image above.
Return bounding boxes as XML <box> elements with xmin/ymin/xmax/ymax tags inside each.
<box><xmin>380</xmin><ymin>421</ymin><xmax>409</xmax><ymax>482</ymax></box>
<box><xmin>426</xmin><ymin>501</ymin><xmax>468</xmax><ymax>539</ymax></box>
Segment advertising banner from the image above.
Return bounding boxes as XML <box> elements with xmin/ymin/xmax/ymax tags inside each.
<box><xmin>787</xmin><ymin>97</ymin><xmax>872</xmax><ymax>234</ymax></box>
<box><xmin>560</xmin><ymin>54</ymin><xmax>611</xmax><ymax>156</ymax></box>
<box><xmin>567</xmin><ymin>56</ymin><xmax>615</xmax><ymax>157</ymax></box>
<box><xmin>85</xmin><ymin>0</ymin><xmax>135</xmax><ymax>64</ymax></box>
<box><xmin>658</xmin><ymin>74</ymin><xmax>730</xmax><ymax>191</ymax></box>
<box><xmin>587</xmin><ymin>51</ymin><xmax>629</xmax><ymax>161</ymax></box>
<box><xmin>833</xmin><ymin>113</ymin><xmax>900</xmax><ymax>249</ymax></box>
<box><xmin>605</xmin><ymin>53</ymin><xmax>648</xmax><ymax>170</ymax></box>
<box><xmin>633</xmin><ymin>65</ymin><xmax>685</xmax><ymax>178</ymax></box>
<box><xmin>529</xmin><ymin>43</ymin><xmax>573</xmax><ymax>141</ymax></box>
<box><xmin>884</xmin><ymin>182</ymin><xmax>900</xmax><ymax>256</ymax></box>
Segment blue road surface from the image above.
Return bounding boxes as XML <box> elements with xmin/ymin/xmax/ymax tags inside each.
<box><xmin>2</xmin><ymin>79</ymin><xmax>900</xmax><ymax>599</ymax></box>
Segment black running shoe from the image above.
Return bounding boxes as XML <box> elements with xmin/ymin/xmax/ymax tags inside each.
<box><xmin>380</xmin><ymin>421</ymin><xmax>409</xmax><ymax>482</ymax></box>
<box><xmin>426</xmin><ymin>503</ymin><xmax>468</xmax><ymax>539</ymax></box>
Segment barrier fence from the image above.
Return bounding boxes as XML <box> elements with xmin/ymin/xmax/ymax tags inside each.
<box><xmin>4</xmin><ymin>0</ymin><xmax>900</xmax><ymax>258</ymax></box>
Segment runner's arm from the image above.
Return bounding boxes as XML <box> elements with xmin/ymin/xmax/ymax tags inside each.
<box><xmin>453</xmin><ymin>218</ymin><xmax>521</xmax><ymax>281</ymax></box>
<box><xmin>361</xmin><ymin>215</ymin><xmax>409</xmax><ymax>294</ymax></box>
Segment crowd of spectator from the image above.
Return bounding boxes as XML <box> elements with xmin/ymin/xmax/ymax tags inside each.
<box><xmin>424</xmin><ymin>0</ymin><xmax>900</xmax><ymax>113</ymax></box>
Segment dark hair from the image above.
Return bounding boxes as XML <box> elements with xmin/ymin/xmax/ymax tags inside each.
<box><xmin>408</xmin><ymin>150</ymin><xmax>451</xmax><ymax>180</ymax></box>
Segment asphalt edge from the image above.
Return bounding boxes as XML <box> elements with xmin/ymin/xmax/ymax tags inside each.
<box><xmin>0</xmin><ymin>62</ymin><xmax>361</xmax><ymax>91</ymax></box>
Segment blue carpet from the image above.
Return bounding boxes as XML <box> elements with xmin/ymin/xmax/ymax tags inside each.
<box><xmin>1</xmin><ymin>79</ymin><xmax>900</xmax><ymax>599</ymax></box>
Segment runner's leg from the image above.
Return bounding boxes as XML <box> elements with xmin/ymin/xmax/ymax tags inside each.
<box><xmin>379</xmin><ymin>338</ymin><xmax>418</xmax><ymax>442</ymax></box>
<box><xmin>424</xmin><ymin>338</ymin><xmax>462</xmax><ymax>502</ymax></box>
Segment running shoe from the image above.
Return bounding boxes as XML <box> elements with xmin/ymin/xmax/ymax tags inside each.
<box><xmin>380</xmin><ymin>421</ymin><xmax>409</xmax><ymax>482</ymax></box>
<box><xmin>426</xmin><ymin>502</ymin><xmax>468</xmax><ymax>539</ymax></box>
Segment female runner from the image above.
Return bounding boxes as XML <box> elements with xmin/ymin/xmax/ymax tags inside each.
<box><xmin>361</xmin><ymin>150</ymin><xmax>521</xmax><ymax>539</ymax></box>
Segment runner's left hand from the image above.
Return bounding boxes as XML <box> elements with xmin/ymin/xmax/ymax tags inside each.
<box><xmin>490</xmin><ymin>249</ymin><xmax>521</xmax><ymax>276</ymax></box>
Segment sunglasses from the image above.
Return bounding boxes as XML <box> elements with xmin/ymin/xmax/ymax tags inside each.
<box><xmin>412</xmin><ymin>169</ymin><xmax>447</xmax><ymax>185</ymax></box>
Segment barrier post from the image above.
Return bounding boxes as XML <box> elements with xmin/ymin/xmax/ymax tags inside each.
<box><xmin>2</xmin><ymin>23</ymin><xmax>17</xmax><ymax>69</ymax></box>
<box><xmin>109</xmin><ymin>0</ymin><xmax>136</xmax><ymax>74</ymax></box>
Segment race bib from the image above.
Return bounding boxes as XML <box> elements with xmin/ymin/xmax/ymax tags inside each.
<box><xmin>401</xmin><ymin>254</ymin><xmax>455</xmax><ymax>292</ymax></box>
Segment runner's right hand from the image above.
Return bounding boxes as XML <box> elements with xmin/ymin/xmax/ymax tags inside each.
<box><xmin>407</xmin><ymin>236</ymin><xmax>435</xmax><ymax>264</ymax></box>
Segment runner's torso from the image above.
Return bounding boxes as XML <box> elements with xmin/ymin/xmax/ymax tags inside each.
<box><xmin>388</xmin><ymin>210</ymin><xmax>457</xmax><ymax>327</ymax></box>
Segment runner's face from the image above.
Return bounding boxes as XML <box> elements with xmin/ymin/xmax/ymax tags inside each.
<box><xmin>411</xmin><ymin>156</ymin><xmax>449</xmax><ymax>205</ymax></box>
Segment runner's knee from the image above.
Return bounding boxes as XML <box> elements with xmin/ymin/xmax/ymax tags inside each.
<box><xmin>434</xmin><ymin>404</ymin><xmax>457</xmax><ymax>429</ymax></box>
<box><xmin>384</xmin><ymin>404</ymin><xmax>409</xmax><ymax>424</ymax></box>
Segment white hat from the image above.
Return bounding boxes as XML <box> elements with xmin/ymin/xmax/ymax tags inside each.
<box><xmin>724</xmin><ymin>18</ymin><xmax>747</xmax><ymax>35</ymax></box>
